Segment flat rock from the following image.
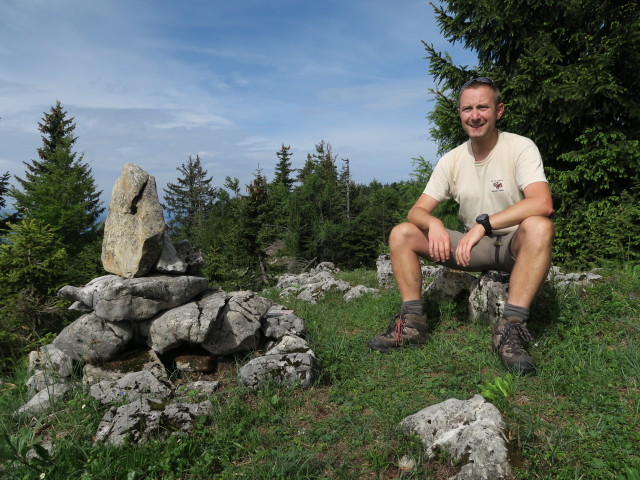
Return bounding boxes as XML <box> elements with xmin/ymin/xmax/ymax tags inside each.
<box><xmin>89</xmin><ymin>370</ymin><xmax>173</xmax><ymax>404</ymax></box>
<box><xmin>58</xmin><ymin>274</ymin><xmax>209</xmax><ymax>321</ymax></box>
<box><xmin>94</xmin><ymin>397</ymin><xmax>212</xmax><ymax>446</ymax></box>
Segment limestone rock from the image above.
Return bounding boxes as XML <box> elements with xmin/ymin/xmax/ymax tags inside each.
<box><xmin>174</xmin><ymin>239</ymin><xmax>206</xmax><ymax>275</ymax></box>
<box><xmin>94</xmin><ymin>397</ymin><xmax>212</xmax><ymax>446</ymax></box>
<box><xmin>153</xmin><ymin>231</ymin><xmax>188</xmax><ymax>274</ymax></box>
<box><xmin>201</xmin><ymin>291</ymin><xmax>271</xmax><ymax>355</ymax></box>
<box><xmin>344</xmin><ymin>284</ymin><xmax>379</xmax><ymax>302</ymax></box>
<box><xmin>178</xmin><ymin>381</ymin><xmax>221</xmax><ymax>398</ymax></box>
<box><xmin>53</xmin><ymin>312</ymin><xmax>133</xmax><ymax>362</ymax></box>
<box><xmin>264</xmin><ymin>334</ymin><xmax>313</xmax><ymax>356</ymax></box>
<box><xmin>101</xmin><ymin>163</ymin><xmax>166</xmax><ymax>278</ymax></box>
<box><xmin>399</xmin><ymin>394</ymin><xmax>512</xmax><ymax>480</ymax></box>
<box><xmin>424</xmin><ymin>268</ymin><xmax>477</xmax><ymax>301</ymax></box>
<box><xmin>28</xmin><ymin>344</ymin><xmax>73</xmax><ymax>378</ymax></box>
<box><xmin>468</xmin><ymin>270</ymin><xmax>511</xmax><ymax>323</ymax></box>
<box><xmin>261</xmin><ymin>307</ymin><xmax>306</xmax><ymax>340</ymax></box>
<box><xmin>238</xmin><ymin>352</ymin><xmax>317</xmax><ymax>389</ymax></box>
<box><xmin>89</xmin><ymin>370</ymin><xmax>173</xmax><ymax>404</ymax></box>
<box><xmin>376</xmin><ymin>254</ymin><xmax>443</xmax><ymax>288</ymax></box>
<box><xmin>58</xmin><ymin>274</ymin><xmax>209</xmax><ymax>322</ymax></box>
<box><xmin>15</xmin><ymin>383</ymin><xmax>70</xmax><ymax>416</ymax></box>
<box><xmin>141</xmin><ymin>289</ymin><xmax>228</xmax><ymax>354</ymax></box>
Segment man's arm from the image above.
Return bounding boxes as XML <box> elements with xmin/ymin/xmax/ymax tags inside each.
<box><xmin>454</xmin><ymin>181</ymin><xmax>553</xmax><ymax>266</ymax></box>
<box><xmin>407</xmin><ymin>194</ymin><xmax>451</xmax><ymax>262</ymax></box>
<box><xmin>486</xmin><ymin>181</ymin><xmax>554</xmax><ymax>231</ymax></box>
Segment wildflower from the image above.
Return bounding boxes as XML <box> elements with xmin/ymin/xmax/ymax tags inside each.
<box><xmin>40</xmin><ymin>473</ymin><xmax>46</xmax><ymax>479</ymax></box>
<box><xmin>81</xmin><ymin>404</ymin><xmax>86</xmax><ymax>409</ymax></box>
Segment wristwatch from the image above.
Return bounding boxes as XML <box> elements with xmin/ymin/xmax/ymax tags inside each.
<box><xmin>476</xmin><ymin>214</ymin><xmax>493</xmax><ymax>236</ymax></box>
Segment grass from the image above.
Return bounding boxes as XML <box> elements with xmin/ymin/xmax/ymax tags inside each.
<box><xmin>0</xmin><ymin>267</ymin><xmax>638</xmax><ymax>479</ymax></box>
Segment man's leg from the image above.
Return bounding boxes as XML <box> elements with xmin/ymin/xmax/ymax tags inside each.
<box><xmin>368</xmin><ymin>222</ymin><xmax>432</xmax><ymax>351</ymax></box>
<box><xmin>507</xmin><ymin>216</ymin><xmax>555</xmax><ymax>308</ymax></box>
<box><xmin>494</xmin><ymin>216</ymin><xmax>554</xmax><ymax>373</ymax></box>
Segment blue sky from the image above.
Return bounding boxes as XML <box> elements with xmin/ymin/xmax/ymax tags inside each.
<box><xmin>0</xmin><ymin>0</ymin><xmax>476</xmax><ymax>205</ymax></box>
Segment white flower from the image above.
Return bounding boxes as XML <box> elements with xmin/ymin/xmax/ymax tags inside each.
<box><xmin>40</xmin><ymin>473</ymin><xmax>46</xmax><ymax>479</ymax></box>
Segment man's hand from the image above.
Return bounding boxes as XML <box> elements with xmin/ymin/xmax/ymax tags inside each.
<box><xmin>454</xmin><ymin>224</ymin><xmax>485</xmax><ymax>267</ymax></box>
<box><xmin>427</xmin><ymin>221</ymin><xmax>452</xmax><ymax>263</ymax></box>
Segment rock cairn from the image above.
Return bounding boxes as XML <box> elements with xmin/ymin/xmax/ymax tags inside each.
<box><xmin>19</xmin><ymin>163</ymin><xmax>317</xmax><ymax>446</ymax></box>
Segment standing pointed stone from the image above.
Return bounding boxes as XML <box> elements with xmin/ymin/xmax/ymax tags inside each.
<box><xmin>102</xmin><ymin>164</ymin><xmax>166</xmax><ymax>278</ymax></box>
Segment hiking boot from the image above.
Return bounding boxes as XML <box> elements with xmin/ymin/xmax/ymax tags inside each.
<box><xmin>492</xmin><ymin>316</ymin><xmax>536</xmax><ymax>374</ymax></box>
<box><xmin>368</xmin><ymin>313</ymin><xmax>429</xmax><ymax>352</ymax></box>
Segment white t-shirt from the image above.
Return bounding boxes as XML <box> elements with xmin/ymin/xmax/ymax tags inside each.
<box><xmin>423</xmin><ymin>131</ymin><xmax>548</xmax><ymax>235</ymax></box>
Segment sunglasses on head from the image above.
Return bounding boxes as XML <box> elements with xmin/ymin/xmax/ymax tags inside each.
<box><xmin>461</xmin><ymin>77</ymin><xmax>497</xmax><ymax>89</ymax></box>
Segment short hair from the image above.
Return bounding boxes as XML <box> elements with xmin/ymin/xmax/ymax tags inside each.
<box><xmin>458</xmin><ymin>77</ymin><xmax>502</xmax><ymax>106</ymax></box>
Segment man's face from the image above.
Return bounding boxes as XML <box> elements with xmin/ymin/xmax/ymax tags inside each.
<box><xmin>458</xmin><ymin>85</ymin><xmax>504</xmax><ymax>141</ymax></box>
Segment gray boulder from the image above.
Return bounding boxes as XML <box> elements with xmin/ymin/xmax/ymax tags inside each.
<box><xmin>238</xmin><ymin>352</ymin><xmax>317</xmax><ymax>389</ymax></box>
<box><xmin>53</xmin><ymin>312</ymin><xmax>133</xmax><ymax>362</ymax></box>
<box><xmin>178</xmin><ymin>381</ymin><xmax>221</xmax><ymax>399</ymax></box>
<box><xmin>141</xmin><ymin>289</ymin><xmax>228</xmax><ymax>354</ymax></box>
<box><xmin>174</xmin><ymin>239</ymin><xmax>206</xmax><ymax>275</ymax></box>
<box><xmin>101</xmin><ymin>163</ymin><xmax>166</xmax><ymax>278</ymax></box>
<box><xmin>399</xmin><ymin>394</ymin><xmax>512</xmax><ymax>480</ymax></box>
<box><xmin>153</xmin><ymin>231</ymin><xmax>188</xmax><ymax>274</ymax></box>
<box><xmin>344</xmin><ymin>284</ymin><xmax>379</xmax><ymax>302</ymax></box>
<box><xmin>28</xmin><ymin>344</ymin><xmax>74</xmax><ymax>378</ymax></box>
<box><xmin>424</xmin><ymin>267</ymin><xmax>477</xmax><ymax>301</ymax></box>
<box><xmin>468</xmin><ymin>270</ymin><xmax>511</xmax><ymax>323</ymax></box>
<box><xmin>261</xmin><ymin>307</ymin><xmax>306</xmax><ymax>340</ymax></box>
<box><xmin>94</xmin><ymin>397</ymin><xmax>212</xmax><ymax>446</ymax></box>
<box><xmin>201</xmin><ymin>291</ymin><xmax>271</xmax><ymax>355</ymax></box>
<box><xmin>58</xmin><ymin>274</ymin><xmax>209</xmax><ymax>322</ymax></box>
<box><xmin>264</xmin><ymin>334</ymin><xmax>313</xmax><ymax>355</ymax></box>
<box><xmin>15</xmin><ymin>383</ymin><xmax>70</xmax><ymax>416</ymax></box>
<box><xmin>89</xmin><ymin>370</ymin><xmax>173</xmax><ymax>404</ymax></box>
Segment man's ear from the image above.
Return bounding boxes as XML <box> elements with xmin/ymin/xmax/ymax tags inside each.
<box><xmin>496</xmin><ymin>102</ymin><xmax>505</xmax><ymax>120</ymax></box>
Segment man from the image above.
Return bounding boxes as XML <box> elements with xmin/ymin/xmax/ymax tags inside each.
<box><xmin>368</xmin><ymin>77</ymin><xmax>554</xmax><ymax>374</ymax></box>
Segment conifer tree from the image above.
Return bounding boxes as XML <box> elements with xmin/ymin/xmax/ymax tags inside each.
<box><xmin>273</xmin><ymin>144</ymin><xmax>295</xmax><ymax>190</ymax></box>
<box><xmin>423</xmin><ymin>0</ymin><xmax>640</xmax><ymax>267</ymax></box>
<box><xmin>0</xmin><ymin>171</ymin><xmax>19</xmax><ymax>232</ymax></box>
<box><xmin>10</xmin><ymin>101</ymin><xmax>104</xmax><ymax>255</ymax></box>
<box><xmin>163</xmin><ymin>155</ymin><xmax>217</xmax><ymax>241</ymax></box>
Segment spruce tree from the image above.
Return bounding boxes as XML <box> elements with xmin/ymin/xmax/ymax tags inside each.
<box><xmin>163</xmin><ymin>155</ymin><xmax>217</xmax><ymax>242</ymax></box>
<box><xmin>273</xmin><ymin>144</ymin><xmax>295</xmax><ymax>190</ymax></box>
<box><xmin>423</xmin><ymin>0</ymin><xmax>640</xmax><ymax>267</ymax></box>
<box><xmin>10</xmin><ymin>101</ymin><xmax>104</xmax><ymax>255</ymax></box>
<box><xmin>0</xmin><ymin>171</ymin><xmax>19</xmax><ymax>232</ymax></box>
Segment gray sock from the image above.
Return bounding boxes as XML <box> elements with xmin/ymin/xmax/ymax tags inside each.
<box><xmin>503</xmin><ymin>303</ymin><xmax>529</xmax><ymax>322</ymax></box>
<box><xmin>401</xmin><ymin>300</ymin><xmax>424</xmax><ymax>316</ymax></box>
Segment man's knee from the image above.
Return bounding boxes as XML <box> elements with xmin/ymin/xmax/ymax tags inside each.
<box><xmin>517</xmin><ymin>216</ymin><xmax>555</xmax><ymax>247</ymax></box>
<box><xmin>390</xmin><ymin>222</ymin><xmax>416</xmax><ymax>241</ymax></box>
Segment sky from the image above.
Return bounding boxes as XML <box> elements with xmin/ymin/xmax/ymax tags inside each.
<box><xmin>0</xmin><ymin>0</ymin><xmax>476</xmax><ymax>206</ymax></box>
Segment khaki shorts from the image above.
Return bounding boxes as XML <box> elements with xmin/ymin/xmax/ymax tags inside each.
<box><xmin>435</xmin><ymin>229</ymin><xmax>517</xmax><ymax>273</ymax></box>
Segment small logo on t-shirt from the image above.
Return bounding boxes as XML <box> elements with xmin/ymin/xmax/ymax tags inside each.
<box><xmin>491</xmin><ymin>180</ymin><xmax>504</xmax><ymax>192</ymax></box>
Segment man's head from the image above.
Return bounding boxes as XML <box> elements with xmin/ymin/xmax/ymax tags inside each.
<box><xmin>458</xmin><ymin>77</ymin><xmax>501</xmax><ymax>106</ymax></box>
<box><xmin>458</xmin><ymin>77</ymin><xmax>504</xmax><ymax>142</ymax></box>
